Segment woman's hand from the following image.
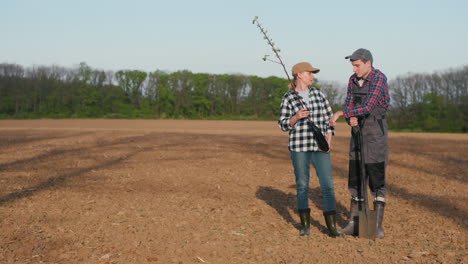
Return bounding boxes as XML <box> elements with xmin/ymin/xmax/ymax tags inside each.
<box><xmin>326</xmin><ymin>132</ymin><xmax>332</xmax><ymax>152</ymax></box>
<box><xmin>329</xmin><ymin>111</ymin><xmax>343</xmax><ymax>126</ymax></box>
<box><xmin>296</xmin><ymin>108</ymin><xmax>310</xmax><ymax>119</ymax></box>
<box><xmin>290</xmin><ymin>109</ymin><xmax>310</xmax><ymax>126</ymax></box>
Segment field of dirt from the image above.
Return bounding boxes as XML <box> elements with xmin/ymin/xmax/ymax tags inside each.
<box><xmin>0</xmin><ymin>119</ymin><xmax>466</xmax><ymax>264</ymax></box>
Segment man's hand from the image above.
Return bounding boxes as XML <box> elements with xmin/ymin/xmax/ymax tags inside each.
<box><xmin>349</xmin><ymin>117</ymin><xmax>358</xmax><ymax>127</ymax></box>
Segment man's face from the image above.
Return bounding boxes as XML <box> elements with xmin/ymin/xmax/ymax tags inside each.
<box><xmin>352</xmin><ymin>59</ymin><xmax>372</xmax><ymax>78</ymax></box>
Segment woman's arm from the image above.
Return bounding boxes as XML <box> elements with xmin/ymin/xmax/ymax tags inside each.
<box><xmin>329</xmin><ymin>110</ymin><xmax>343</xmax><ymax>126</ymax></box>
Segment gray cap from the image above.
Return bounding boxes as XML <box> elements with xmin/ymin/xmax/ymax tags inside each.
<box><xmin>345</xmin><ymin>48</ymin><xmax>373</xmax><ymax>62</ymax></box>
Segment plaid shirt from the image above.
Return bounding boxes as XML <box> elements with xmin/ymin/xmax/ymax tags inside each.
<box><xmin>278</xmin><ymin>87</ymin><xmax>335</xmax><ymax>152</ymax></box>
<box><xmin>343</xmin><ymin>67</ymin><xmax>390</xmax><ymax>119</ymax></box>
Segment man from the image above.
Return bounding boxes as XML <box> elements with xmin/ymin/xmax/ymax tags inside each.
<box><xmin>329</xmin><ymin>48</ymin><xmax>390</xmax><ymax>239</ymax></box>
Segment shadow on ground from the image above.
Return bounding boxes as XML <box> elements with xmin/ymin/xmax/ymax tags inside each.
<box><xmin>255</xmin><ymin>186</ymin><xmax>349</xmax><ymax>235</ymax></box>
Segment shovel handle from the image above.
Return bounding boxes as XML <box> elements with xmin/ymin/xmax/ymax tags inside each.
<box><xmin>352</xmin><ymin>125</ymin><xmax>369</xmax><ymax>210</ymax></box>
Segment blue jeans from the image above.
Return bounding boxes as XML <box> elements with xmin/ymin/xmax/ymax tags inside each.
<box><xmin>290</xmin><ymin>151</ymin><xmax>336</xmax><ymax>212</ymax></box>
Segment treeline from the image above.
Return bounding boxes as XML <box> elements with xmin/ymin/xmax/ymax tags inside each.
<box><xmin>0</xmin><ymin>62</ymin><xmax>293</xmax><ymax>120</ymax></box>
<box><xmin>0</xmin><ymin>62</ymin><xmax>344</xmax><ymax>120</ymax></box>
<box><xmin>1</xmin><ymin>62</ymin><xmax>466</xmax><ymax>132</ymax></box>
<box><xmin>388</xmin><ymin>65</ymin><xmax>468</xmax><ymax>132</ymax></box>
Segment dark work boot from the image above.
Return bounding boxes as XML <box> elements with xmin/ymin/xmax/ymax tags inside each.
<box><xmin>341</xmin><ymin>199</ymin><xmax>360</xmax><ymax>236</ymax></box>
<box><xmin>323</xmin><ymin>211</ymin><xmax>343</xmax><ymax>238</ymax></box>
<box><xmin>298</xmin><ymin>208</ymin><xmax>311</xmax><ymax>236</ymax></box>
<box><xmin>374</xmin><ymin>201</ymin><xmax>385</xmax><ymax>239</ymax></box>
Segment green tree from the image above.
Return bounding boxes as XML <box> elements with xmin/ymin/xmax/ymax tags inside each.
<box><xmin>418</xmin><ymin>93</ymin><xmax>446</xmax><ymax>131</ymax></box>
<box><xmin>148</xmin><ymin>70</ymin><xmax>174</xmax><ymax>118</ymax></box>
<box><xmin>170</xmin><ymin>70</ymin><xmax>193</xmax><ymax>117</ymax></box>
<box><xmin>192</xmin><ymin>73</ymin><xmax>212</xmax><ymax>118</ymax></box>
<box><xmin>115</xmin><ymin>70</ymin><xmax>148</xmax><ymax>105</ymax></box>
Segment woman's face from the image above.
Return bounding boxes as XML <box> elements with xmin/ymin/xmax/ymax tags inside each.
<box><xmin>297</xmin><ymin>71</ymin><xmax>315</xmax><ymax>86</ymax></box>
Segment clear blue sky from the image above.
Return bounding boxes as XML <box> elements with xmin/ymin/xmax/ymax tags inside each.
<box><xmin>2</xmin><ymin>0</ymin><xmax>467</xmax><ymax>83</ymax></box>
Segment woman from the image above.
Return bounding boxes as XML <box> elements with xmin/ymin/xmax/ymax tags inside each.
<box><xmin>278</xmin><ymin>62</ymin><xmax>341</xmax><ymax>237</ymax></box>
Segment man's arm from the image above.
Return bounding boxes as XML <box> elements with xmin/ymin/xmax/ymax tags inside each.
<box><xmin>343</xmin><ymin>74</ymin><xmax>387</xmax><ymax>118</ymax></box>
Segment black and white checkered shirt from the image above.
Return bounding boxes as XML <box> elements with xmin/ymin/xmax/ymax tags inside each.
<box><xmin>278</xmin><ymin>87</ymin><xmax>335</xmax><ymax>152</ymax></box>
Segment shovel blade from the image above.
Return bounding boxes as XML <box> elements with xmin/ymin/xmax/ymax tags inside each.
<box><xmin>358</xmin><ymin>209</ymin><xmax>377</xmax><ymax>239</ymax></box>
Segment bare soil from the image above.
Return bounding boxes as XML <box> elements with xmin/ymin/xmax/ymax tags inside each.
<box><xmin>0</xmin><ymin>119</ymin><xmax>466</xmax><ymax>264</ymax></box>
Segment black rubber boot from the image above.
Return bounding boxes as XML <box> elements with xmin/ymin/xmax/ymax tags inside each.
<box><xmin>341</xmin><ymin>199</ymin><xmax>360</xmax><ymax>236</ymax></box>
<box><xmin>323</xmin><ymin>211</ymin><xmax>343</xmax><ymax>238</ymax></box>
<box><xmin>298</xmin><ymin>208</ymin><xmax>311</xmax><ymax>236</ymax></box>
<box><xmin>374</xmin><ymin>201</ymin><xmax>385</xmax><ymax>239</ymax></box>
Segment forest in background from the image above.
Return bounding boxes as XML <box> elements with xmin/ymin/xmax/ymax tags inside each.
<box><xmin>388</xmin><ymin>66</ymin><xmax>468</xmax><ymax>132</ymax></box>
<box><xmin>0</xmin><ymin>62</ymin><xmax>466</xmax><ymax>132</ymax></box>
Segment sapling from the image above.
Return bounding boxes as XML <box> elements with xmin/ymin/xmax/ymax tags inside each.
<box><xmin>252</xmin><ymin>16</ymin><xmax>293</xmax><ymax>87</ymax></box>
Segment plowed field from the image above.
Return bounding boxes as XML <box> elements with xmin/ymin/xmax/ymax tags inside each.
<box><xmin>0</xmin><ymin>119</ymin><xmax>466</xmax><ymax>263</ymax></box>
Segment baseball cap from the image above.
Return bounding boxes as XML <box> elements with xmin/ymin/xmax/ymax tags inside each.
<box><xmin>291</xmin><ymin>62</ymin><xmax>320</xmax><ymax>75</ymax></box>
<box><xmin>345</xmin><ymin>48</ymin><xmax>373</xmax><ymax>62</ymax></box>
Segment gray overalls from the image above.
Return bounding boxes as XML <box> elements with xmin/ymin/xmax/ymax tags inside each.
<box><xmin>348</xmin><ymin>81</ymin><xmax>388</xmax><ymax>202</ymax></box>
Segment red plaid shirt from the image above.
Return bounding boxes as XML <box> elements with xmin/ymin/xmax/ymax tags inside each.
<box><xmin>343</xmin><ymin>67</ymin><xmax>390</xmax><ymax>119</ymax></box>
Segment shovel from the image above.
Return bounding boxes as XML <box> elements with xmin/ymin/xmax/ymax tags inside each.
<box><xmin>352</xmin><ymin>125</ymin><xmax>377</xmax><ymax>239</ymax></box>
